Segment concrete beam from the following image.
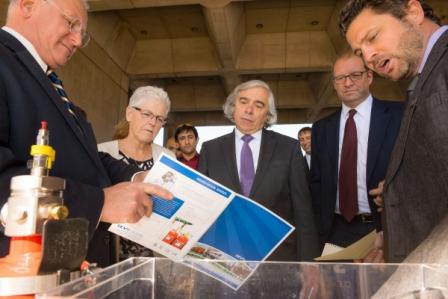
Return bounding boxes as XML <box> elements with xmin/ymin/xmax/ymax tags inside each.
<box><xmin>237</xmin><ymin>31</ymin><xmax>336</xmax><ymax>72</ymax></box>
<box><xmin>201</xmin><ymin>3</ymin><xmax>245</xmax><ymax>69</ymax></box>
<box><xmin>202</xmin><ymin>2</ymin><xmax>245</xmax><ymax>93</ymax></box>
<box><xmin>88</xmin><ymin>0</ymin><xmax>250</xmax><ymax>12</ymax></box>
<box><xmin>306</xmin><ymin>72</ymin><xmax>337</xmax><ymax>122</ymax></box>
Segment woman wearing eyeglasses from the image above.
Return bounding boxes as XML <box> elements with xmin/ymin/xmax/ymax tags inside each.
<box><xmin>98</xmin><ymin>85</ymin><xmax>175</xmax><ymax>261</ymax></box>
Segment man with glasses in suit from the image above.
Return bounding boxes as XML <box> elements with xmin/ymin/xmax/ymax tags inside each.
<box><xmin>310</xmin><ymin>52</ymin><xmax>403</xmax><ymax>258</ymax></box>
<box><xmin>0</xmin><ymin>0</ymin><xmax>171</xmax><ymax>267</ymax></box>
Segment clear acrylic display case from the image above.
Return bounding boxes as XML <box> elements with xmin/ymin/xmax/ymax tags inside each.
<box><xmin>37</xmin><ymin>258</ymin><xmax>448</xmax><ymax>299</ymax></box>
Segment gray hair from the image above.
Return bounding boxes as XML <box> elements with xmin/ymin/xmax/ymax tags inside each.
<box><xmin>129</xmin><ymin>86</ymin><xmax>171</xmax><ymax>116</ymax></box>
<box><xmin>223</xmin><ymin>80</ymin><xmax>277</xmax><ymax>127</ymax></box>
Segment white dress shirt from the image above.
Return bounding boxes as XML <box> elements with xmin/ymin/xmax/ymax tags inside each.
<box><xmin>336</xmin><ymin>94</ymin><xmax>373</xmax><ymax>214</ymax></box>
<box><xmin>235</xmin><ymin>128</ymin><xmax>262</xmax><ymax>179</ymax></box>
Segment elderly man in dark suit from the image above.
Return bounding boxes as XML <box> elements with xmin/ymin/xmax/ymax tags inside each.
<box><xmin>340</xmin><ymin>0</ymin><xmax>448</xmax><ymax>262</ymax></box>
<box><xmin>198</xmin><ymin>80</ymin><xmax>319</xmax><ymax>261</ymax></box>
<box><xmin>311</xmin><ymin>52</ymin><xmax>403</xmax><ymax>254</ymax></box>
<box><xmin>0</xmin><ymin>0</ymin><xmax>171</xmax><ymax>267</ymax></box>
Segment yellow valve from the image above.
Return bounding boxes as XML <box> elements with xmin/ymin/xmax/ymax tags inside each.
<box><xmin>30</xmin><ymin>144</ymin><xmax>56</xmax><ymax>169</ymax></box>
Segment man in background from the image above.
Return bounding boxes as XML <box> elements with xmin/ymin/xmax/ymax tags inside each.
<box><xmin>310</xmin><ymin>52</ymin><xmax>403</xmax><ymax>253</ymax></box>
<box><xmin>339</xmin><ymin>0</ymin><xmax>448</xmax><ymax>262</ymax></box>
<box><xmin>298</xmin><ymin>126</ymin><xmax>312</xmax><ymax>180</ymax></box>
<box><xmin>199</xmin><ymin>80</ymin><xmax>319</xmax><ymax>261</ymax></box>
<box><xmin>165</xmin><ymin>136</ymin><xmax>181</xmax><ymax>158</ymax></box>
<box><xmin>175</xmin><ymin>124</ymin><xmax>200</xmax><ymax>170</ymax></box>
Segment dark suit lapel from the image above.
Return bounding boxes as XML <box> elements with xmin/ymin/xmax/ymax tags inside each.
<box><xmin>222</xmin><ymin>131</ymin><xmax>242</xmax><ymax>192</ymax></box>
<box><xmin>412</xmin><ymin>30</ymin><xmax>448</xmax><ymax>105</ymax></box>
<box><xmin>16</xmin><ymin>51</ymin><xmax>87</xmax><ymax>142</ymax></box>
<box><xmin>303</xmin><ymin>155</ymin><xmax>310</xmax><ymax>172</ymax></box>
<box><xmin>327</xmin><ymin>111</ymin><xmax>341</xmax><ymax>188</ymax></box>
<box><xmin>386</xmin><ymin>30</ymin><xmax>448</xmax><ymax>185</ymax></box>
<box><xmin>250</xmin><ymin>129</ymin><xmax>276</xmax><ymax>197</ymax></box>
<box><xmin>1</xmin><ymin>30</ymin><xmax>105</xmax><ymax>174</ymax></box>
<box><xmin>366</xmin><ymin>99</ymin><xmax>390</xmax><ymax>183</ymax></box>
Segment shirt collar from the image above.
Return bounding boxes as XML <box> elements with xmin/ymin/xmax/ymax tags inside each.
<box><xmin>341</xmin><ymin>94</ymin><xmax>373</xmax><ymax>119</ymax></box>
<box><xmin>418</xmin><ymin>25</ymin><xmax>448</xmax><ymax>73</ymax></box>
<box><xmin>235</xmin><ymin>127</ymin><xmax>263</xmax><ymax>141</ymax></box>
<box><xmin>2</xmin><ymin>26</ymin><xmax>48</xmax><ymax>72</ymax></box>
<box><xmin>179</xmin><ymin>153</ymin><xmax>199</xmax><ymax>162</ymax></box>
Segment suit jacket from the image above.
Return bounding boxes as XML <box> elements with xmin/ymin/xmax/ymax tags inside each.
<box><xmin>198</xmin><ymin>129</ymin><xmax>319</xmax><ymax>261</ymax></box>
<box><xmin>310</xmin><ymin>98</ymin><xmax>403</xmax><ymax>244</ymax></box>
<box><xmin>0</xmin><ymin>29</ymin><xmax>137</xmax><ymax>267</ymax></box>
<box><xmin>383</xmin><ymin>30</ymin><xmax>448</xmax><ymax>262</ymax></box>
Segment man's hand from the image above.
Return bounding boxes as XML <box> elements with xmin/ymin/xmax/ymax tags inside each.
<box><xmin>369</xmin><ymin>180</ymin><xmax>384</xmax><ymax>212</ymax></box>
<box><xmin>299</xmin><ymin>264</ymin><xmax>331</xmax><ymax>299</ymax></box>
<box><xmin>355</xmin><ymin>231</ymin><xmax>384</xmax><ymax>263</ymax></box>
<box><xmin>101</xmin><ymin>182</ymin><xmax>172</xmax><ymax>223</ymax></box>
<box><xmin>299</xmin><ymin>264</ymin><xmax>321</xmax><ymax>299</ymax></box>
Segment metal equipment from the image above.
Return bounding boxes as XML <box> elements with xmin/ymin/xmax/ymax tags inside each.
<box><xmin>0</xmin><ymin>121</ymin><xmax>89</xmax><ymax>298</ymax></box>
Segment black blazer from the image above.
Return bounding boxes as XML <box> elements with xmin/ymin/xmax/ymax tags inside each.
<box><xmin>0</xmin><ymin>29</ymin><xmax>136</xmax><ymax>266</ymax></box>
<box><xmin>198</xmin><ymin>129</ymin><xmax>319</xmax><ymax>261</ymax></box>
<box><xmin>310</xmin><ymin>98</ymin><xmax>403</xmax><ymax>244</ymax></box>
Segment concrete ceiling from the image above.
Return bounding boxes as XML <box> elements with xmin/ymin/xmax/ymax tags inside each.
<box><xmin>86</xmin><ymin>0</ymin><xmax>448</xmax><ymax>125</ymax></box>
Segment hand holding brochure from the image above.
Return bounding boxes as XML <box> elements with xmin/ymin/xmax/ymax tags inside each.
<box><xmin>109</xmin><ymin>154</ymin><xmax>233</xmax><ymax>260</ymax></box>
<box><xmin>109</xmin><ymin>154</ymin><xmax>294</xmax><ymax>289</ymax></box>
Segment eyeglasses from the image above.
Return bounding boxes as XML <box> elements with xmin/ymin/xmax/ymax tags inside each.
<box><xmin>44</xmin><ymin>0</ymin><xmax>90</xmax><ymax>48</ymax></box>
<box><xmin>333</xmin><ymin>71</ymin><xmax>368</xmax><ymax>84</ymax></box>
<box><xmin>132</xmin><ymin>107</ymin><xmax>167</xmax><ymax>125</ymax></box>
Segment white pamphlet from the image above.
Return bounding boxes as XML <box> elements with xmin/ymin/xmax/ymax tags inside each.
<box><xmin>109</xmin><ymin>154</ymin><xmax>233</xmax><ymax>260</ymax></box>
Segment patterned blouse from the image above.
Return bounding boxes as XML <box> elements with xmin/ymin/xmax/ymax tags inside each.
<box><xmin>117</xmin><ymin>150</ymin><xmax>154</xmax><ymax>260</ymax></box>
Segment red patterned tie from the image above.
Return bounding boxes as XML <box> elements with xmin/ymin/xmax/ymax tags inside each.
<box><xmin>339</xmin><ymin>109</ymin><xmax>358</xmax><ymax>222</ymax></box>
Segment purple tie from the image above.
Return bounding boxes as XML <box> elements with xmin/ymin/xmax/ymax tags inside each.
<box><xmin>240</xmin><ymin>134</ymin><xmax>255</xmax><ymax>196</ymax></box>
<box><xmin>339</xmin><ymin>109</ymin><xmax>358</xmax><ymax>222</ymax></box>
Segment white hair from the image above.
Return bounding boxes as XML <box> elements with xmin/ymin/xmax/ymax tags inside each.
<box><xmin>8</xmin><ymin>0</ymin><xmax>90</xmax><ymax>14</ymax></box>
<box><xmin>223</xmin><ymin>80</ymin><xmax>277</xmax><ymax>127</ymax></box>
<box><xmin>129</xmin><ymin>86</ymin><xmax>171</xmax><ymax>116</ymax></box>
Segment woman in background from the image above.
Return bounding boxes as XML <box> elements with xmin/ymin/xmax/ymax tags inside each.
<box><xmin>98</xmin><ymin>86</ymin><xmax>175</xmax><ymax>260</ymax></box>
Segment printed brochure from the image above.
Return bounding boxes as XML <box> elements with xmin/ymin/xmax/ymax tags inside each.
<box><xmin>109</xmin><ymin>153</ymin><xmax>294</xmax><ymax>289</ymax></box>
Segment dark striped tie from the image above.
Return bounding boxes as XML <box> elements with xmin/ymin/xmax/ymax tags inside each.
<box><xmin>47</xmin><ymin>69</ymin><xmax>83</xmax><ymax>133</ymax></box>
<box><xmin>47</xmin><ymin>69</ymin><xmax>78</xmax><ymax>121</ymax></box>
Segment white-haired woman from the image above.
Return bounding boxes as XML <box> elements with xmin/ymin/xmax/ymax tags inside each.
<box><xmin>98</xmin><ymin>86</ymin><xmax>175</xmax><ymax>260</ymax></box>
